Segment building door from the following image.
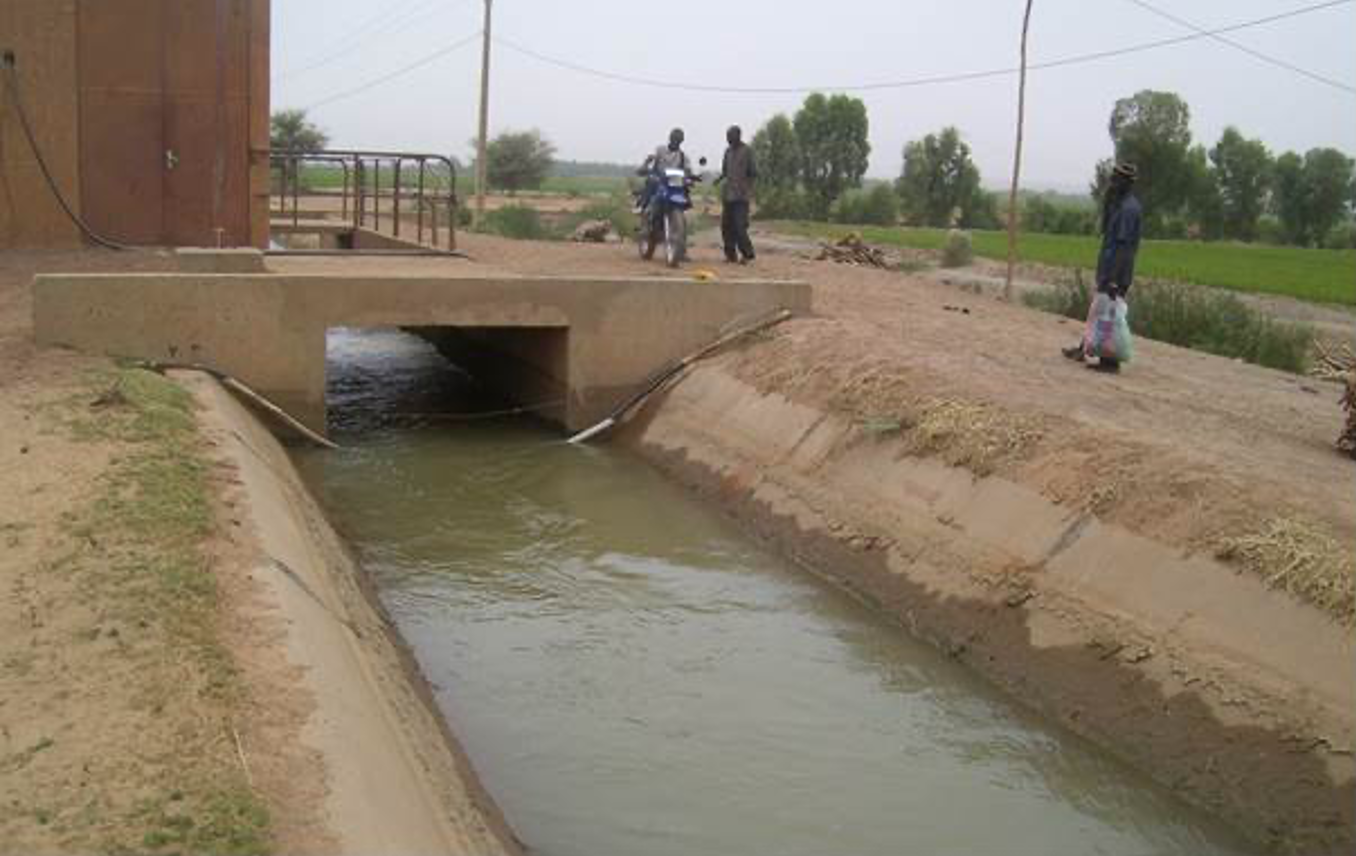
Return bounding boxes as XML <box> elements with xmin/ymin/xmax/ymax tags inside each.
<box><xmin>77</xmin><ymin>0</ymin><xmax>165</xmax><ymax>244</ymax></box>
<box><xmin>79</xmin><ymin>0</ymin><xmax>252</xmax><ymax>246</ymax></box>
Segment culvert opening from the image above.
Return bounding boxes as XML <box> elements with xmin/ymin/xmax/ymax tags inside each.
<box><xmin>323</xmin><ymin>326</ymin><xmax>569</xmax><ymax>435</ymax></box>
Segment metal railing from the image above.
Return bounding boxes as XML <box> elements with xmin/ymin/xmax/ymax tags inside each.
<box><xmin>271</xmin><ymin>149</ymin><xmax>459</xmax><ymax>250</ymax></box>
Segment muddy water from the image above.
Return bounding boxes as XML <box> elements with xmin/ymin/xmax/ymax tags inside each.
<box><xmin>295</xmin><ymin>329</ymin><xmax>1257</xmax><ymax>856</ymax></box>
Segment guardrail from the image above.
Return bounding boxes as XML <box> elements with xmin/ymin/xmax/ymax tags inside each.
<box><xmin>271</xmin><ymin>149</ymin><xmax>459</xmax><ymax>250</ymax></box>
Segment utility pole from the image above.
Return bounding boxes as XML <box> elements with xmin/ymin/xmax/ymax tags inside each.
<box><xmin>1004</xmin><ymin>0</ymin><xmax>1034</xmax><ymax>301</ymax></box>
<box><xmin>473</xmin><ymin>0</ymin><xmax>493</xmax><ymax>231</ymax></box>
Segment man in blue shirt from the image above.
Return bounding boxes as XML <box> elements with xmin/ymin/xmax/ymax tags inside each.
<box><xmin>1064</xmin><ymin>162</ymin><xmax>1142</xmax><ymax>372</ymax></box>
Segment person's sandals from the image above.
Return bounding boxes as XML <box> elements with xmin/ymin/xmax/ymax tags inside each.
<box><xmin>1062</xmin><ymin>345</ymin><xmax>1087</xmax><ymax>362</ymax></box>
<box><xmin>1087</xmin><ymin>360</ymin><xmax>1121</xmax><ymax>374</ymax></box>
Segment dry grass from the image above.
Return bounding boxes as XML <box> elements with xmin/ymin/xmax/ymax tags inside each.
<box><xmin>3</xmin><ymin>366</ymin><xmax>272</xmax><ymax>854</ymax></box>
<box><xmin>1217</xmin><ymin>518</ymin><xmax>1355</xmax><ymax>623</ymax></box>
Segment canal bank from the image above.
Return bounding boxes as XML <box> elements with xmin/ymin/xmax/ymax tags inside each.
<box><xmin>620</xmin><ymin>346</ymin><xmax>1355</xmax><ymax>854</ymax></box>
<box><xmin>170</xmin><ymin>318</ymin><xmax>1352</xmax><ymax>855</ymax></box>
<box><xmin>291</xmin><ymin>329</ymin><xmax>1258</xmax><ymax>856</ymax></box>
<box><xmin>177</xmin><ymin>371</ymin><xmax>520</xmax><ymax>856</ymax></box>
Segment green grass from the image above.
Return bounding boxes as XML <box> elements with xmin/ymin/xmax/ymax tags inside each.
<box><xmin>49</xmin><ymin>367</ymin><xmax>273</xmax><ymax>854</ymax></box>
<box><xmin>769</xmin><ymin>221</ymin><xmax>1356</xmax><ymax>307</ymax></box>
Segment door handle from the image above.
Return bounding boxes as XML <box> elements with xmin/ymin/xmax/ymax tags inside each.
<box><xmin>165</xmin><ymin>149</ymin><xmax>180</xmax><ymax>171</ymax></box>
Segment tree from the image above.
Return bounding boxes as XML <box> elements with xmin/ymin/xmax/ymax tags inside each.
<box><xmin>270</xmin><ymin>108</ymin><xmax>329</xmax><ymax>152</ymax></box>
<box><xmin>1097</xmin><ymin>90</ymin><xmax>1194</xmax><ymax>235</ymax></box>
<box><xmin>482</xmin><ymin>129</ymin><xmax>556</xmax><ymax>194</ymax></box>
<box><xmin>1210</xmin><ymin>127</ymin><xmax>1272</xmax><ymax>242</ymax></box>
<box><xmin>1272</xmin><ymin>148</ymin><xmax>1356</xmax><ymax>246</ymax></box>
<box><xmin>1185</xmin><ymin>145</ymin><xmax>1224</xmax><ymax>241</ymax></box>
<box><xmin>1272</xmin><ymin>152</ymin><xmax>1307</xmax><ymax>245</ymax></box>
<box><xmin>751</xmin><ymin>114</ymin><xmax>802</xmax><ymax>219</ymax></box>
<box><xmin>896</xmin><ymin>127</ymin><xmax>988</xmax><ymax>228</ymax></box>
<box><xmin>793</xmin><ymin>93</ymin><xmax>870</xmax><ymax>220</ymax></box>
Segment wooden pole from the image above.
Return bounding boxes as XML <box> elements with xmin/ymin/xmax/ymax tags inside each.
<box><xmin>1004</xmin><ymin>0</ymin><xmax>1035</xmax><ymax>302</ymax></box>
<box><xmin>473</xmin><ymin>0</ymin><xmax>493</xmax><ymax>231</ymax></box>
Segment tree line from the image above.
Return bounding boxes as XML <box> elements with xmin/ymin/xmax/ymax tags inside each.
<box><xmin>748</xmin><ymin>89</ymin><xmax>1355</xmax><ymax>249</ymax></box>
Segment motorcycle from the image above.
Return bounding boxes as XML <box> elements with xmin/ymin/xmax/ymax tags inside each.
<box><xmin>638</xmin><ymin>156</ymin><xmax>706</xmax><ymax>268</ymax></box>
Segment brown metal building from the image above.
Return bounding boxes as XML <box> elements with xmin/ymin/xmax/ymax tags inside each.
<box><xmin>0</xmin><ymin>0</ymin><xmax>270</xmax><ymax>249</ymax></box>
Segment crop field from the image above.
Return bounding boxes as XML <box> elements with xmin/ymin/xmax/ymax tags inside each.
<box><xmin>771</xmin><ymin>222</ymin><xmax>1356</xmax><ymax>307</ymax></box>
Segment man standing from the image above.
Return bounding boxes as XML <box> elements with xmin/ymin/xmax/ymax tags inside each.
<box><xmin>1064</xmin><ymin>162</ymin><xmax>1142</xmax><ymax>372</ymax></box>
<box><xmin>718</xmin><ymin>125</ymin><xmax>757</xmax><ymax>265</ymax></box>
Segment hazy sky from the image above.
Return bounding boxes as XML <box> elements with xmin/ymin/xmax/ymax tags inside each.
<box><xmin>272</xmin><ymin>0</ymin><xmax>1356</xmax><ymax>191</ymax></box>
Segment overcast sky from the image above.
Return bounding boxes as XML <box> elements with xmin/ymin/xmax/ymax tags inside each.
<box><xmin>272</xmin><ymin>0</ymin><xmax>1356</xmax><ymax>191</ymax></box>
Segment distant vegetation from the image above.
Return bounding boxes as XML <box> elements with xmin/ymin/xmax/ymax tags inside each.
<box><xmin>770</xmin><ymin>222</ymin><xmax>1356</xmax><ymax>307</ymax></box>
<box><xmin>742</xmin><ymin>89</ymin><xmax>1354</xmax><ymax>252</ymax></box>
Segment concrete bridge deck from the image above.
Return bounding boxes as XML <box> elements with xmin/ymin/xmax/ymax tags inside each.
<box><xmin>33</xmin><ymin>265</ymin><xmax>809</xmax><ymax>433</ymax></box>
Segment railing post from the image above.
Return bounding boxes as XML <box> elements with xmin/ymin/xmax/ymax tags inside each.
<box><xmin>393</xmin><ymin>158</ymin><xmax>402</xmax><ymax>238</ymax></box>
<box><xmin>417</xmin><ymin>160</ymin><xmax>426</xmax><ymax>246</ymax></box>
<box><xmin>373</xmin><ymin>160</ymin><xmax>381</xmax><ymax>233</ymax></box>
<box><xmin>292</xmin><ymin>155</ymin><xmax>300</xmax><ymax>228</ymax></box>
<box><xmin>341</xmin><ymin>161</ymin><xmax>350</xmax><ymax>222</ymax></box>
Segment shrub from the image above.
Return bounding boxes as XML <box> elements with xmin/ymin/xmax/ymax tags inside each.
<box><xmin>1130</xmin><ymin>279</ymin><xmax>1313</xmax><ymax>373</ymax></box>
<box><xmin>479</xmin><ymin>205</ymin><xmax>546</xmax><ymax>240</ymax></box>
<box><xmin>1322</xmin><ymin>222</ymin><xmax>1356</xmax><ymax>250</ymax></box>
<box><xmin>755</xmin><ymin>189</ymin><xmax>809</xmax><ymax>220</ymax></box>
<box><xmin>941</xmin><ymin>229</ymin><xmax>974</xmax><ymax>267</ymax></box>
<box><xmin>555</xmin><ymin>193</ymin><xmax>635</xmax><ymax>240</ymax></box>
<box><xmin>1023</xmin><ymin>272</ymin><xmax>1314</xmax><ymax>373</ymax></box>
<box><xmin>834</xmin><ymin>185</ymin><xmax>898</xmax><ymax>226</ymax></box>
<box><xmin>1023</xmin><ymin>269</ymin><xmax>1093</xmax><ymax>318</ymax></box>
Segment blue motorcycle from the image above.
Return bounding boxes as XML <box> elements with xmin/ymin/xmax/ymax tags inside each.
<box><xmin>638</xmin><ymin>157</ymin><xmax>706</xmax><ymax>268</ymax></box>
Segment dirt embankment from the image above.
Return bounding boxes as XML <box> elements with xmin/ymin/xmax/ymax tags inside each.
<box><xmin>0</xmin><ymin>250</ymin><xmax>518</xmax><ymax>855</ymax></box>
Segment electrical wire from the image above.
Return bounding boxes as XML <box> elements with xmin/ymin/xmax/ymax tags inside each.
<box><xmin>1123</xmin><ymin>0</ymin><xmax>1355</xmax><ymax>95</ymax></box>
<box><xmin>491</xmin><ymin>0</ymin><xmax>1354</xmax><ymax>95</ymax></box>
<box><xmin>302</xmin><ymin>31</ymin><xmax>483</xmax><ymax>111</ymax></box>
<box><xmin>273</xmin><ymin>0</ymin><xmax>445</xmax><ymax>82</ymax></box>
<box><xmin>0</xmin><ymin>59</ymin><xmax>132</xmax><ymax>250</ymax></box>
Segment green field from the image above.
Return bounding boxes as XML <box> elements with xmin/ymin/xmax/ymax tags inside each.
<box><xmin>771</xmin><ymin>222</ymin><xmax>1356</xmax><ymax>307</ymax></box>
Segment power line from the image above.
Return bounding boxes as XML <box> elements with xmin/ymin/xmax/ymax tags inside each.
<box><xmin>302</xmin><ymin>31</ymin><xmax>483</xmax><ymax>111</ymax></box>
<box><xmin>1123</xmin><ymin>0</ymin><xmax>1355</xmax><ymax>94</ymax></box>
<box><xmin>277</xmin><ymin>0</ymin><xmax>478</xmax><ymax>84</ymax></box>
<box><xmin>492</xmin><ymin>0</ymin><xmax>1355</xmax><ymax>95</ymax></box>
<box><xmin>274</xmin><ymin>0</ymin><xmax>433</xmax><ymax>82</ymax></box>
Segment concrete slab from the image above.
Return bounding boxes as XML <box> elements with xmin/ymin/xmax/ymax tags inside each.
<box><xmin>175</xmin><ymin>247</ymin><xmax>266</xmax><ymax>273</ymax></box>
<box><xmin>33</xmin><ymin>272</ymin><xmax>810</xmax><ymax>433</ymax></box>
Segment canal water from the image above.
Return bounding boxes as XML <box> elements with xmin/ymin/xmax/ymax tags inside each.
<box><xmin>294</xmin><ymin>329</ymin><xmax>1256</xmax><ymax>856</ymax></box>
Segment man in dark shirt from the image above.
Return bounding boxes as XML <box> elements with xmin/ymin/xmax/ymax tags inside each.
<box><xmin>718</xmin><ymin>125</ymin><xmax>757</xmax><ymax>264</ymax></box>
<box><xmin>1064</xmin><ymin>162</ymin><xmax>1142</xmax><ymax>372</ymax></box>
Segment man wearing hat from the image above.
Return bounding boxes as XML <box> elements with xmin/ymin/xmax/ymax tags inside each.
<box><xmin>1064</xmin><ymin>162</ymin><xmax>1142</xmax><ymax>372</ymax></box>
<box><xmin>717</xmin><ymin>125</ymin><xmax>758</xmax><ymax>265</ymax></box>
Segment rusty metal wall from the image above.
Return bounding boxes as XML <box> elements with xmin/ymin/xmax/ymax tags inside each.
<box><xmin>0</xmin><ymin>0</ymin><xmax>82</xmax><ymax>248</ymax></box>
<box><xmin>76</xmin><ymin>0</ymin><xmax>263</xmax><ymax>247</ymax></box>
<box><xmin>249</xmin><ymin>0</ymin><xmax>270</xmax><ymax>249</ymax></box>
<box><xmin>78</xmin><ymin>0</ymin><xmax>166</xmax><ymax>244</ymax></box>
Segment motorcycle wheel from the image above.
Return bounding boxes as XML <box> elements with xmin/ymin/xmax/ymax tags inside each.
<box><xmin>664</xmin><ymin>209</ymin><xmax>686</xmax><ymax>268</ymax></box>
<box><xmin>637</xmin><ymin>215</ymin><xmax>657</xmax><ymax>260</ymax></box>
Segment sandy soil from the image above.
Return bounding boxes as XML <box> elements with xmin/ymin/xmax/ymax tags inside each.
<box><xmin>1</xmin><ymin>248</ymin><xmax>516</xmax><ymax>854</ymax></box>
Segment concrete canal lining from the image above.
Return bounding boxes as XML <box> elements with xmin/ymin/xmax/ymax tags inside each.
<box><xmin>32</xmin><ymin>272</ymin><xmax>809</xmax><ymax>432</ymax></box>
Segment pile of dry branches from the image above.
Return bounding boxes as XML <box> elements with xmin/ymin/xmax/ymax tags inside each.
<box><xmin>816</xmin><ymin>233</ymin><xmax>890</xmax><ymax>268</ymax></box>
<box><xmin>1340</xmin><ymin>374</ymin><xmax>1356</xmax><ymax>459</ymax></box>
<box><xmin>1312</xmin><ymin>340</ymin><xmax>1356</xmax><ymax>381</ymax></box>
